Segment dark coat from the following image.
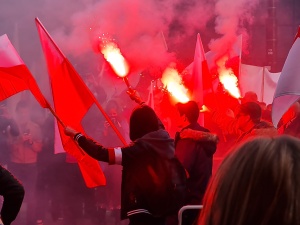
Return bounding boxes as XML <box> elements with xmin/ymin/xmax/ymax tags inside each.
<box><xmin>0</xmin><ymin>164</ymin><xmax>24</xmax><ymax>225</ymax></box>
<box><xmin>76</xmin><ymin>129</ymin><xmax>175</xmax><ymax>220</ymax></box>
<box><xmin>175</xmin><ymin>122</ymin><xmax>217</xmax><ymax>204</ymax></box>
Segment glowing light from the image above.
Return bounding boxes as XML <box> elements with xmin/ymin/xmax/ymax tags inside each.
<box><xmin>217</xmin><ymin>57</ymin><xmax>241</xmax><ymax>99</ymax></box>
<box><xmin>200</xmin><ymin>105</ymin><xmax>210</xmax><ymax>112</ymax></box>
<box><xmin>100</xmin><ymin>37</ymin><xmax>129</xmax><ymax>78</ymax></box>
<box><xmin>161</xmin><ymin>66</ymin><xmax>189</xmax><ymax>103</ymax></box>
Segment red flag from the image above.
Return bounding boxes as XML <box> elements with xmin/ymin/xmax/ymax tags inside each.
<box><xmin>272</xmin><ymin>28</ymin><xmax>300</xmax><ymax>128</ymax></box>
<box><xmin>0</xmin><ymin>34</ymin><xmax>48</xmax><ymax>107</ymax></box>
<box><xmin>35</xmin><ymin>18</ymin><xmax>106</xmax><ymax>187</ymax></box>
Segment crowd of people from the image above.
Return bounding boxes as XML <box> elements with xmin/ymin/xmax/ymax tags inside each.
<box><xmin>1</xmin><ymin>87</ymin><xmax>300</xmax><ymax>225</ymax></box>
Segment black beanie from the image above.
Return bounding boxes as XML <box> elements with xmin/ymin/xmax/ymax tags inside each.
<box><xmin>129</xmin><ymin>105</ymin><xmax>159</xmax><ymax>141</ymax></box>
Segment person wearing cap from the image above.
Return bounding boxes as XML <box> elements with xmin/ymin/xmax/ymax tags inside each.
<box><xmin>64</xmin><ymin>104</ymin><xmax>174</xmax><ymax>225</ymax></box>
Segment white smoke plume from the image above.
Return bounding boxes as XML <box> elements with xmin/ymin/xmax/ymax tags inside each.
<box><xmin>209</xmin><ymin>0</ymin><xmax>260</xmax><ymax>57</ymax></box>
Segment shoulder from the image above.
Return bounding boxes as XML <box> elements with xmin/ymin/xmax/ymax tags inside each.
<box><xmin>251</xmin><ymin>126</ymin><xmax>278</xmax><ymax>137</ymax></box>
<box><xmin>189</xmin><ymin>123</ymin><xmax>210</xmax><ymax>132</ymax></box>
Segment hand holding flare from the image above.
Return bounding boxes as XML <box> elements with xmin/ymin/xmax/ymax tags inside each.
<box><xmin>100</xmin><ymin>37</ymin><xmax>144</xmax><ymax>105</ymax></box>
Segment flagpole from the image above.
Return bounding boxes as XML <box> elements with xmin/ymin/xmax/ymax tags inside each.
<box><xmin>36</xmin><ymin>17</ymin><xmax>128</xmax><ymax>146</ymax></box>
<box><xmin>35</xmin><ymin>18</ymin><xmax>66</xmax><ymax>58</ymax></box>
<box><xmin>46</xmin><ymin>103</ymin><xmax>66</xmax><ymax>127</ymax></box>
<box><xmin>94</xmin><ymin>100</ymin><xmax>128</xmax><ymax>145</ymax></box>
<box><xmin>68</xmin><ymin>60</ymin><xmax>129</xmax><ymax>146</ymax></box>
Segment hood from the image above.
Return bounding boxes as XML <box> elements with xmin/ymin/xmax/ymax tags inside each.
<box><xmin>182</xmin><ymin>123</ymin><xmax>217</xmax><ymax>157</ymax></box>
<box><xmin>134</xmin><ymin>129</ymin><xmax>175</xmax><ymax>159</ymax></box>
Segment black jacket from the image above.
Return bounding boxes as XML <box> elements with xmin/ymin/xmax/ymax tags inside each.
<box><xmin>175</xmin><ymin>122</ymin><xmax>217</xmax><ymax>204</ymax></box>
<box><xmin>76</xmin><ymin>129</ymin><xmax>174</xmax><ymax>219</ymax></box>
<box><xmin>0</xmin><ymin>165</ymin><xmax>24</xmax><ymax>225</ymax></box>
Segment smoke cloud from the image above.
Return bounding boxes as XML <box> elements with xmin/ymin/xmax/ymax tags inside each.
<box><xmin>209</xmin><ymin>0</ymin><xmax>260</xmax><ymax>58</ymax></box>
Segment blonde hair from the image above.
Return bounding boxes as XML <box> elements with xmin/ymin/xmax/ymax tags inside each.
<box><xmin>198</xmin><ymin>135</ymin><xmax>300</xmax><ymax>225</ymax></box>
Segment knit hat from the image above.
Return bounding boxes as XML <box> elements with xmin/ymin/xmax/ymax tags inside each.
<box><xmin>129</xmin><ymin>104</ymin><xmax>159</xmax><ymax>141</ymax></box>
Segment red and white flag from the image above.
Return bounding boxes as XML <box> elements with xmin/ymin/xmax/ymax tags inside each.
<box><xmin>0</xmin><ymin>34</ymin><xmax>48</xmax><ymax>107</ymax></box>
<box><xmin>272</xmin><ymin>27</ymin><xmax>300</xmax><ymax>128</ymax></box>
<box><xmin>184</xmin><ymin>34</ymin><xmax>212</xmax><ymax>125</ymax></box>
<box><xmin>35</xmin><ymin>18</ymin><xmax>106</xmax><ymax>187</ymax></box>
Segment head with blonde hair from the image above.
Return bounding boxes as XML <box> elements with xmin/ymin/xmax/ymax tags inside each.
<box><xmin>198</xmin><ymin>135</ymin><xmax>300</xmax><ymax>225</ymax></box>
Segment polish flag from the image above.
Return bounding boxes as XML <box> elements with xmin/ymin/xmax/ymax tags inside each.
<box><xmin>0</xmin><ymin>34</ymin><xmax>48</xmax><ymax>107</ymax></box>
<box><xmin>272</xmin><ymin>27</ymin><xmax>300</xmax><ymax>128</ymax></box>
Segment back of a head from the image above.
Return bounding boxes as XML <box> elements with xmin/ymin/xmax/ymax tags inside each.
<box><xmin>198</xmin><ymin>135</ymin><xmax>300</xmax><ymax>225</ymax></box>
<box><xmin>129</xmin><ymin>104</ymin><xmax>159</xmax><ymax>141</ymax></box>
<box><xmin>15</xmin><ymin>100</ymin><xmax>29</xmax><ymax>112</ymax></box>
<box><xmin>241</xmin><ymin>91</ymin><xmax>258</xmax><ymax>104</ymax></box>
<box><xmin>239</xmin><ymin>101</ymin><xmax>262</xmax><ymax>123</ymax></box>
<box><xmin>176</xmin><ymin>101</ymin><xmax>199</xmax><ymax>124</ymax></box>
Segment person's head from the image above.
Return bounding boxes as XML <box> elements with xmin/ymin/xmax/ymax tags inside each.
<box><xmin>257</xmin><ymin>101</ymin><xmax>267</xmax><ymax>110</ymax></box>
<box><xmin>236</xmin><ymin>102</ymin><xmax>261</xmax><ymax>131</ymax></box>
<box><xmin>199</xmin><ymin>135</ymin><xmax>300</xmax><ymax>225</ymax></box>
<box><xmin>129</xmin><ymin>104</ymin><xmax>159</xmax><ymax>141</ymax></box>
<box><xmin>15</xmin><ymin>100</ymin><xmax>30</xmax><ymax>123</ymax></box>
<box><xmin>106</xmin><ymin>100</ymin><xmax>121</xmax><ymax>119</ymax></box>
<box><xmin>176</xmin><ymin>101</ymin><xmax>199</xmax><ymax>127</ymax></box>
<box><xmin>241</xmin><ymin>91</ymin><xmax>258</xmax><ymax>104</ymax></box>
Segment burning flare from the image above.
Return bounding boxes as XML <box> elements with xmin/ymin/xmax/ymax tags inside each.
<box><xmin>200</xmin><ymin>105</ymin><xmax>210</xmax><ymax>112</ymax></box>
<box><xmin>100</xmin><ymin>36</ymin><xmax>129</xmax><ymax>77</ymax></box>
<box><xmin>161</xmin><ymin>66</ymin><xmax>189</xmax><ymax>103</ymax></box>
<box><xmin>217</xmin><ymin>57</ymin><xmax>241</xmax><ymax>99</ymax></box>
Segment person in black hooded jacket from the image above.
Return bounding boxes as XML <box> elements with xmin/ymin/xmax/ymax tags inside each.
<box><xmin>0</xmin><ymin>164</ymin><xmax>25</xmax><ymax>225</ymax></box>
<box><xmin>64</xmin><ymin>104</ymin><xmax>175</xmax><ymax>225</ymax></box>
<box><xmin>170</xmin><ymin>101</ymin><xmax>217</xmax><ymax>225</ymax></box>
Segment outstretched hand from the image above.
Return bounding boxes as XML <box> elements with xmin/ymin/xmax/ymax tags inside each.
<box><xmin>64</xmin><ymin>126</ymin><xmax>79</xmax><ymax>138</ymax></box>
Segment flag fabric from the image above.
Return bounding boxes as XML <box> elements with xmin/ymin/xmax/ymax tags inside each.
<box><xmin>225</xmin><ymin>34</ymin><xmax>242</xmax><ymax>79</ymax></box>
<box><xmin>0</xmin><ymin>34</ymin><xmax>48</xmax><ymax>107</ymax></box>
<box><xmin>186</xmin><ymin>34</ymin><xmax>208</xmax><ymax>125</ymax></box>
<box><xmin>35</xmin><ymin>18</ymin><xmax>106</xmax><ymax>187</ymax></box>
<box><xmin>272</xmin><ymin>29</ymin><xmax>300</xmax><ymax>128</ymax></box>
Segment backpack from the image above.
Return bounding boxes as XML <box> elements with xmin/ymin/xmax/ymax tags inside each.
<box><xmin>142</xmin><ymin>155</ymin><xmax>187</xmax><ymax>217</ymax></box>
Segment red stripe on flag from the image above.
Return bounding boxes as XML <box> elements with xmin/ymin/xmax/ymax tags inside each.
<box><xmin>35</xmin><ymin>18</ymin><xmax>106</xmax><ymax>187</ymax></box>
<box><xmin>0</xmin><ymin>34</ymin><xmax>48</xmax><ymax>108</ymax></box>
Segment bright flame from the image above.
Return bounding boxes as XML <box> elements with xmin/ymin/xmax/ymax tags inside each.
<box><xmin>161</xmin><ymin>66</ymin><xmax>189</xmax><ymax>103</ymax></box>
<box><xmin>200</xmin><ymin>105</ymin><xmax>210</xmax><ymax>112</ymax></box>
<box><xmin>100</xmin><ymin>38</ymin><xmax>129</xmax><ymax>78</ymax></box>
<box><xmin>217</xmin><ymin>57</ymin><xmax>241</xmax><ymax>99</ymax></box>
